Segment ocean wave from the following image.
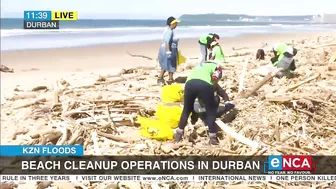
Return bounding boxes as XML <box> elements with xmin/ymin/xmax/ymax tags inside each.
<box><xmin>269</xmin><ymin>24</ymin><xmax>306</xmax><ymax>27</ymax></box>
<box><xmin>0</xmin><ymin>27</ymin><xmax>165</xmax><ymax>37</ymax></box>
<box><xmin>1</xmin><ymin>24</ymin><xmax>314</xmax><ymax>38</ymax></box>
<box><xmin>186</xmin><ymin>25</ymin><xmax>267</xmax><ymax>29</ymax></box>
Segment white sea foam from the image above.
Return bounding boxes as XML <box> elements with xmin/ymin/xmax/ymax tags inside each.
<box><xmin>0</xmin><ymin>27</ymin><xmax>166</xmax><ymax>37</ymax></box>
<box><xmin>0</xmin><ymin>24</ymin><xmax>299</xmax><ymax>38</ymax></box>
<box><xmin>1</xmin><ymin>24</ymin><xmax>335</xmax><ymax>51</ymax></box>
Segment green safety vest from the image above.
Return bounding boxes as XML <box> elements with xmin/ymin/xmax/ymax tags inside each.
<box><xmin>199</xmin><ymin>34</ymin><xmax>214</xmax><ymax>45</ymax></box>
<box><xmin>186</xmin><ymin>62</ymin><xmax>217</xmax><ymax>85</ymax></box>
<box><xmin>273</xmin><ymin>54</ymin><xmax>284</xmax><ymax>67</ymax></box>
<box><xmin>212</xmin><ymin>45</ymin><xmax>225</xmax><ymax>61</ymax></box>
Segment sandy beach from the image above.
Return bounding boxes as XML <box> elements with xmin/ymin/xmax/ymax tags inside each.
<box><xmin>1</xmin><ymin>30</ymin><xmax>336</xmax><ymax>188</ymax></box>
<box><xmin>2</xmin><ymin>31</ymin><xmax>334</xmax><ymax>102</ymax></box>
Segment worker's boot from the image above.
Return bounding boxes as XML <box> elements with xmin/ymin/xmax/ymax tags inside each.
<box><xmin>190</xmin><ymin>112</ymin><xmax>199</xmax><ymax>125</ymax></box>
<box><xmin>174</xmin><ymin>128</ymin><xmax>184</xmax><ymax>143</ymax></box>
<box><xmin>157</xmin><ymin>78</ymin><xmax>165</xmax><ymax>85</ymax></box>
<box><xmin>209</xmin><ymin>133</ymin><xmax>220</xmax><ymax>145</ymax></box>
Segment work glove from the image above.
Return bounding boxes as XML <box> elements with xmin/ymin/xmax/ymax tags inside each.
<box><xmin>271</xmin><ymin>57</ymin><xmax>278</xmax><ymax>64</ymax></box>
<box><xmin>190</xmin><ymin>112</ymin><xmax>199</xmax><ymax>125</ymax></box>
<box><xmin>224</xmin><ymin>101</ymin><xmax>235</xmax><ymax>112</ymax></box>
<box><xmin>166</xmin><ymin>51</ymin><xmax>172</xmax><ymax>59</ymax></box>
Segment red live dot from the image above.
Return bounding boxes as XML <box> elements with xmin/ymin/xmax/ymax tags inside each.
<box><xmin>282</xmin><ymin>156</ymin><xmax>313</xmax><ymax>171</ymax></box>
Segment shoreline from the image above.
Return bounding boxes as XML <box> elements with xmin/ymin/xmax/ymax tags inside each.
<box><xmin>1</xmin><ymin>30</ymin><xmax>335</xmax><ymax>53</ymax></box>
<box><xmin>1</xmin><ymin>31</ymin><xmax>335</xmax><ymax>104</ymax></box>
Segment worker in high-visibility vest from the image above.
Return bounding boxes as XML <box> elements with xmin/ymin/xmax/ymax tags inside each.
<box><xmin>209</xmin><ymin>41</ymin><xmax>225</xmax><ymax>63</ymax></box>
<box><xmin>271</xmin><ymin>43</ymin><xmax>298</xmax><ymax>77</ymax></box>
<box><xmin>174</xmin><ymin>62</ymin><xmax>234</xmax><ymax>145</ymax></box>
<box><xmin>198</xmin><ymin>33</ymin><xmax>220</xmax><ymax>63</ymax></box>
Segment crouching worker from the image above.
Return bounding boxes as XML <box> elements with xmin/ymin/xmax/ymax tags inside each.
<box><xmin>271</xmin><ymin>43</ymin><xmax>298</xmax><ymax>78</ymax></box>
<box><xmin>199</xmin><ymin>33</ymin><xmax>220</xmax><ymax>63</ymax></box>
<box><xmin>174</xmin><ymin>62</ymin><xmax>234</xmax><ymax>145</ymax></box>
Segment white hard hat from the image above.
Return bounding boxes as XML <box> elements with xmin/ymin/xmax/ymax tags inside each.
<box><xmin>285</xmin><ymin>46</ymin><xmax>294</xmax><ymax>55</ymax></box>
<box><xmin>210</xmin><ymin>41</ymin><xmax>218</xmax><ymax>47</ymax></box>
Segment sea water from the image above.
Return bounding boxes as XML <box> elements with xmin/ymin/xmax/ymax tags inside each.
<box><xmin>1</xmin><ymin>18</ymin><xmax>335</xmax><ymax>51</ymax></box>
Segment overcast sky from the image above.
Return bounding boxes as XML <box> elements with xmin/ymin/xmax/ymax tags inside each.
<box><xmin>1</xmin><ymin>0</ymin><xmax>335</xmax><ymax>19</ymax></box>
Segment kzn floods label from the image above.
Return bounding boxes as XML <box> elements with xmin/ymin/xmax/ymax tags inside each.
<box><xmin>24</xmin><ymin>21</ymin><xmax>59</xmax><ymax>29</ymax></box>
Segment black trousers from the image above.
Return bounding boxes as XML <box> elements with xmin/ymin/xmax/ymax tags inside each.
<box><xmin>177</xmin><ymin>79</ymin><xmax>217</xmax><ymax>133</ymax></box>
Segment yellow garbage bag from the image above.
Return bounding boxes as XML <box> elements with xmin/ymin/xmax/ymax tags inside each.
<box><xmin>155</xmin><ymin>104</ymin><xmax>182</xmax><ymax>129</ymax></box>
<box><xmin>138</xmin><ymin>116</ymin><xmax>174</xmax><ymax>141</ymax></box>
<box><xmin>178</xmin><ymin>50</ymin><xmax>186</xmax><ymax>65</ymax></box>
<box><xmin>161</xmin><ymin>84</ymin><xmax>184</xmax><ymax>103</ymax></box>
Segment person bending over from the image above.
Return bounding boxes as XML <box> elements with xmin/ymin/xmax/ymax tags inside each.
<box><xmin>209</xmin><ymin>41</ymin><xmax>225</xmax><ymax>63</ymax></box>
<box><xmin>198</xmin><ymin>33</ymin><xmax>220</xmax><ymax>63</ymax></box>
<box><xmin>174</xmin><ymin>62</ymin><xmax>234</xmax><ymax>145</ymax></box>
<box><xmin>271</xmin><ymin>43</ymin><xmax>298</xmax><ymax>78</ymax></box>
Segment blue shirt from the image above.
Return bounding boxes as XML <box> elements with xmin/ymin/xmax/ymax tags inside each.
<box><xmin>163</xmin><ymin>27</ymin><xmax>173</xmax><ymax>45</ymax></box>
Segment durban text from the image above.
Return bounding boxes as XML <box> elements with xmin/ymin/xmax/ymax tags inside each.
<box><xmin>212</xmin><ymin>161</ymin><xmax>260</xmax><ymax>170</ymax></box>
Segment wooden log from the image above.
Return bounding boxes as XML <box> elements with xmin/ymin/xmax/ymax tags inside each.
<box><xmin>77</xmin><ymin>73</ymin><xmax>142</xmax><ymax>89</ymax></box>
<box><xmin>107</xmin><ymin>106</ymin><xmax>118</xmax><ymax>132</ymax></box>
<box><xmin>329</xmin><ymin>52</ymin><xmax>336</xmax><ymax>63</ymax></box>
<box><xmin>328</xmin><ymin>65</ymin><xmax>336</xmax><ymax>71</ymax></box>
<box><xmin>226</xmin><ymin>52</ymin><xmax>253</xmax><ymax>58</ymax></box>
<box><xmin>37</xmin><ymin>181</ymin><xmax>53</xmax><ymax>189</ymax></box>
<box><xmin>56</xmin><ymin>127</ymin><xmax>68</xmax><ymax>145</ymax></box>
<box><xmin>94</xmin><ymin>74</ymin><xmax>141</xmax><ymax>85</ymax></box>
<box><xmin>53</xmin><ymin>82</ymin><xmax>60</xmax><ymax>104</ymax></box>
<box><xmin>11</xmin><ymin>129</ymin><xmax>29</xmax><ymax>140</ymax></box>
<box><xmin>216</xmin><ymin>120</ymin><xmax>259</xmax><ymax>149</ymax></box>
<box><xmin>31</xmin><ymin>86</ymin><xmax>48</xmax><ymax>92</ymax></box>
<box><xmin>6</xmin><ymin>92</ymin><xmax>38</xmax><ymax>101</ymax></box>
<box><xmin>76</xmin><ymin>113</ymin><xmax>136</xmax><ymax>124</ymax></box>
<box><xmin>67</xmin><ymin>127</ymin><xmax>85</xmax><ymax>145</ymax></box>
<box><xmin>0</xmin><ymin>183</ymin><xmax>18</xmax><ymax>189</ymax></box>
<box><xmin>0</xmin><ymin>65</ymin><xmax>14</xmax><ymax>73</ymax></box>
<box><xmin>238</xmin><ymin>58</ymin><xmax>248</xmax><ymax>93</ymax></box>
<box><xmin>97</xmin><ymin>131</ymin><xmax>133</xmax><ymax>143</ymax></box>
<box><xmin>126</xmin><ymin>52</ymin><xmax>154</xmax><ymax>60</ymax></box>
<box><xmin>303</xmin><ymin>96</ymin><xmax>335</xmax><ymax>106</ymax></box>
<box><xmin>232</xmin><ymin>47</ymin><xmax>249</xmax><ymax>51</ymax></box>
<box><xmin>281</xmin><ymin>73</ymin><xmax>320</xmax><ymax>93</ymax></box>
<box><xmin>31</xmin><ymin>130</ymin><xmax>60</xmax><ymax>139</ymax></box>
<box><xmin>237</xmin><ymin>68</ymin><xmax>282</xmax><ymax>98</ymax></box>
<box><xmin>39</xmin><ymin>132</ymin><xmax>62</xmax><ymax>145</ymax></box>
<box><xmin>265</xmin><ymin>94</ymin><xmax>296</xmax><ymax>102</ymax></box>
<box><xmin>312</xmin><ymin>43</ymin><xmax>336</xmax><ymax>49</ymax></box>
<box><xmin>13</xmin><ymin>98</ymin><xmax>46</xmax><ymax>110</ymax></box>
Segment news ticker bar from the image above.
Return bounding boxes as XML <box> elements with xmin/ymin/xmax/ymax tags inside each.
<box><xmin>0</xmin><ymin>145</ymin><xmax>83</xmax><ymax>156</ymax></box>
<box><xmin>1</xmin><ymin>155</ymin><xmax>336</xmax><ymax>175</ymax></box>
<box><xmin>1</xmin><ymin>175</ymin><xmax>335</xmax><ymax>182</ymax></box>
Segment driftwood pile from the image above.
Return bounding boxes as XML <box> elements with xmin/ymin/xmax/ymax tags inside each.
<box><xmin>1</xmin><ymin>35</ymin><xmax>336</xmax><ymax>189</ymax></box>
